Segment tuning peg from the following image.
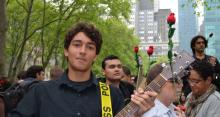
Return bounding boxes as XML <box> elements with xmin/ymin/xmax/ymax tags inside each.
<box><xmin>178</xmin><ymin>55</ymin><xmax>182</xmax><ymax>59</ymax></box>
<box><xmin>161</xmin><ymin>63</ymin><xmax>166</xmax><ymax>67</ymax></box>
<box><xmin>173</xmin><ymin>72</ymin><xmax>177</xmax><ymax>76</ymax></box>
<box><xmin>183</xmin><ymin>70</ymin><xmax>190</xmax><ymax>76</ymax></box>
<box><xmin>185</xmin><ymin>61</ymin><xmax>190</xmax><ymax>65</ymax></box>
<box><xmin>174</xmin><ymin>53</ymin><xmax>178</xmax><ymax>57</ymax></box>
<box><xmin>179</xmin><ymin>66</ymin><xmax>184</xmax><ymax>70</ymax></box>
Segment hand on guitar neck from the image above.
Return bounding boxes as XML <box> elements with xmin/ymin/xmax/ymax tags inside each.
<box><xmin>124</xmin><ymin>88</ymin><xmax>157</xmax><ymax>117</ymax></box>
<box><xmin>114</xmin><ymin>85</ymin><xmax>157</xmax><ymax>117</ymax></box>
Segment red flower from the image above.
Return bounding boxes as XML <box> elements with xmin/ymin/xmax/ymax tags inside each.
<box><xmin>134</xmin><ymin>46</ymin><xmax>139</xmax><ymax>53</ymax></box>
<box><xmin>167</xmin><ymin>12</ymin><xmax>176</xmax><ymax>25</ymax></box>
<box><xmin>176</xmin><ymin>105</ymin><xmax>186</xmax><ymax>112</ymax></box>
<box><xmin>147</xmin><ymin>46</ymin><xmax>154</xmax><ymax>56</ymax></box>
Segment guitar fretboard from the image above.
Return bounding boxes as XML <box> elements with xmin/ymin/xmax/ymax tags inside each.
<box><xmin>115</xmin><ymin>74</ymin><xmax>167</xmax><ymax>117</ymax></box>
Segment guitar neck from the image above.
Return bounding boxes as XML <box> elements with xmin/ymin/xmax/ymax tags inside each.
<box><xmin>115</xmin><ymin>74</ymin><xmax>167</xmax><ymax>117</ymax></box>
<box><xmin>136</xmin><ymin>66</ymin><xmax>143</xmax><ymax>89</ymax></box>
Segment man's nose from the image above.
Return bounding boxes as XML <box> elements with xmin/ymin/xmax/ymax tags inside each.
<box><xmin>79</xmin><ymin>46</ymin><xmax>86</xmax><ymax>54</ymax></box>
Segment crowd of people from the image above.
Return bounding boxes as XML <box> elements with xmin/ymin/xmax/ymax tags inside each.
<box><xmin>0</xmin><ymin>22</ymin><xmax>219</xmax><ymax>117</ymax></box>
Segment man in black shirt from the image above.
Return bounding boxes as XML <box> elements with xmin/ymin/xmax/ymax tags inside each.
<box><xmin>192</xmin><ymin>35</ymin><xmax>220</xmax><ymax>91</ymax></box>
<box><xmin>190</xmin><ymin>35</ymin><xmax>220</xmax><ymax>72</ymax></box>
<box><xmin>8</xmin><ymin>22</ymin><xmax>157</xmax><ymax>117</ymax></box>
<box><xmin>101</xmin><ymin>55</ymin><xmax>135</xmax><ymax>105</ymax></box>
<box><xmin>182</xmin><ymin>35</ymin><xmax>220</xmax><ymax>96</ymax></box>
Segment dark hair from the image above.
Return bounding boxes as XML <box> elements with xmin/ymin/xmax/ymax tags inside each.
<box><xmin>191</xmin><ymin>35</ymin><xmax>208</xmax><ymax>54</ymax></box>
<box><xmin>122</xmin><ymin>66</ymin><xmax>131</xmax><ymax>76</ymax></box>
<box><xmin>17</xmin><ymin>71</ymin><xmax>27</xmax><ymax>80</ymax></box>
<box><xmin>26</xmin><ymin>65</ymin><xmax>44</xmax><ymax>78</ymax></box>
<box><xmin>146</xmin><ymin>63</ymin><xmax>180</xmax><ymax>85</ymax></box>
<box><xmin>146</xmin><ymin>64</ymin><xmax>163</xmax><ymax>84</ymax></box>
<box><xmin>190</xmin><ymin>60</ymin><xmax>214</xmax><ymax>81</ymax></box>
<box><xmin>50</xmin><ymin>66</ymin><xmax>64</xmax><ymax>80</ymax></box>
<box><xmin>102</xmin><ymin>55</ymin><xmax>120</xmax><ymax>69</ymax></box>
<box><xmin>64</xmin><ymin>22</ymin><xmax>102</xmax><ymax>55</ymax></box>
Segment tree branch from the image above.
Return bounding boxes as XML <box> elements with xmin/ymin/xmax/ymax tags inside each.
<box><xmin>15</xmin><ymin>0</ymin><xmax>28</xmax><ymax>12</ymax></box>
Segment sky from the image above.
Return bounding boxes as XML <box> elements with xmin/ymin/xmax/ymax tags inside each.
<box><xmin>159</xmin><ymin>0</ymin><xmax>178</xmax><ymax>17</ymax></box>
<box><xmin>159</xmin><ymin>0</ymin><xmax>179</xmax><ymax>41</ymax></box>
<box><xmin>159</xmin><ymin>0</ymin><xmax>203</xmax><ymax>25</ymax></box>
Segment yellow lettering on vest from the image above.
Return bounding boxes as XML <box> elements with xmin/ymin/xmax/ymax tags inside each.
<box><xmin>103</xmin><ymin>106</ymin><xmax>111</xmax><ymax>112</ymax></box>
<box><xmin>101</xmin><ymin>84</ymin><xmax>109</xmax><ymax>96</ymax></box>
<box><xmin>99</xmin><ymin>82</ymin><xmax>113</xmax><ymax>117</ymax></box>
<box><xmin>103</xmin><ymin>106</ymin><xmax>112</xmax><ymax>117</ymax></box>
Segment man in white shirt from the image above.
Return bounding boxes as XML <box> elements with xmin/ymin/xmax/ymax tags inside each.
<box><xmin>142</xmin><ymin>64</ymin><xmax>184</xmax><ymax>117</ymax></box>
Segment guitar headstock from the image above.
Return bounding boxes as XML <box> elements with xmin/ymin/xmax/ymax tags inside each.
<box><xmin>161</xmin><ymin>48</ymin><xmax>194</xmax><ymax>80</ymax></box>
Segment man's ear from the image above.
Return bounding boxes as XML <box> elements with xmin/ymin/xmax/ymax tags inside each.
<box><xmin>207</xmin><ymin>76</ymin><xmax>212</xmax><ymax>84</ymax></box>
<box><xmin>102</xmin><ymin>69</ymin><xmax>105</xmax><ymax>76</ymax></box>
<box><xmin>193</xmin><ymin>46</ymin><xmax>195</xmax><ymax>49</ymax></box>
<box><xmin>64</xmin><ymin>49</ymin><xmax>68</xmax><ymax>57</ymax></box>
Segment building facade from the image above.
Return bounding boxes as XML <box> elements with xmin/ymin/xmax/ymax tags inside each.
<box><xmin>133</xmin><ymin>0</ymin><xmax>180</xmax><ymax>57</ymax></box>
<box><xmin>178</xmin><ymin>0</ymin><xmax>198</xmax><ymax>53</ymax></box>
<box><xmin>204</xmin><ymin>0</ymin><xmax>220</xmax><ymax>60</ymax></box>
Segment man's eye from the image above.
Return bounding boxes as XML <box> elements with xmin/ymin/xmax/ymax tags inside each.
<box><xmin>109</xmin><ymin>65</ymin><xmax>116</xmax><ymax>69</ymax></box>
<box><xmin>72</xmin><ymin>43</ymin><xmax>81</xmax><ymax>47</ymax></box>
<box><xmin>117</xmin><ymin>65</ymin><xmax>122</xmax><ymax>69</ymax></box>
<box><xmin>87</xmin><ymin>45</ymin><xmax>96</xmax><ymax>50</ymax></box>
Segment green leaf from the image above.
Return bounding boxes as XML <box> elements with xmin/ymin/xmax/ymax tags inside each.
<box><xmin>168</xmin><ymin>50</ymin><xmax>173</xmax><ymax>61</ymax></box>
<box><xmin>150</xmin><ymin>60</ymin><xmax>157</xmax><ymax>65</ymax></box>
<box><xmin>168</xmin><ymin>40</ymin><xmax>174</xmax><ymax>49</ymax></box>
<box><xmin>134</xmin><ymin>53</ymin><xmax>138</xmax><ymax>63</ymax></box>
<box><xmin>168</xmin><ymin>28</ymin><xmax>175</xmax><ymax>38</ymax></box>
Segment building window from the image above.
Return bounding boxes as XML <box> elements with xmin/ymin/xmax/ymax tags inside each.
<box><xmin>148</xmin><ymin>31</ymin><xmax>153</xmax><ymax>33</ymax></box>
<box><xmin>139</xmin><ymin>12</ymin><xmax>144</xmax><ymax>15</ymax></box>
<box><xmin>139</xmin><ymin>31</ymin><xmax>145</xmax><ymax>34</ymax></box>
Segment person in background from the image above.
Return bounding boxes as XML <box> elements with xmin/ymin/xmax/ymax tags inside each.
<box><xmin>191</xmin><ymin>35</ymin><xmax>220</xmax><ymax>90</ymax></box>
<box><xmin>1</xmin><ymin>66</ymin><xmax>44</xmax><ymax>115</ymax></box>
<box><xmin>102</xmin><ymin>55</ymin><xmax>135</xmax><ymax>105</ymax></box>
<box><xmin>50</xmin><ymin>66</ymin><xmax>63</xmax><ymax>80</ymax></box>
<box><xmin>142</xmin><ymin>63</ymin><xmax>185</xmax><ymax>117</ymax></box>
<box><xmin>121</xmin><ymin>65</ymin><xmax>135</xmax><ymax>85</ymax></box>
<box><xmin>17</xmin><ymin>71</ymin><xmax>27</xmax><ymax>80</ymax></box>
<box><xmin>182</xmin><ymin>35</ymin><xmax>220</xmax><ymax>98</ymax></box>
<box><xmin>185</xmin><ymin>61</ymin><xmax>220</xmax><ymax>117</ymax></box>
<box><xmin>25</xmin><ymin>65</ymin><xmax>45</xmax><ymax>81</ymax></box>
<box><xmin>16</xmin><ymin>71</ymin><xmax>27</xmax><ymax>83</ymax></box>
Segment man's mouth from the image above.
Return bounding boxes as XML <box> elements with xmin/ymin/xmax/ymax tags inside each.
<box><xmin>114</xmin><ymin>73</ymin><xmax>121</xmax><ymax>76</ymax></box>
<box><xmin>76</xmin><ymin>58</ymin><xmax>86</xmax><ymax>62</ymax></box>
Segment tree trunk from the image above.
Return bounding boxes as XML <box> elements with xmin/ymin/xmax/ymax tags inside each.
<box><xmin>0</xmin><ymin>0</ymin><xmax>7</xmax><ymax>78</ymax></box>
<box><xmin>42</xmin><ymin>0</ymin><xmax>64</xmax><ymax>69</ymax></box>
<box><xmin>11</xmin><ymin>0</ymin><xmax>34</xmax><ymax>77</ymax></box>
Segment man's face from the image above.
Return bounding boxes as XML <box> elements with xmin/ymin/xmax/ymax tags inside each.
<box><xmin>159</xmin><ymin>80</ymin><xmax>182</xmax><ymax>104</ymax></box>
<box><xmin>64</xmin><ymin>32</ymin><xmax>97</xmax><ymax>72</ymax></box>
<box><xmin>37</xmin><ymin>71</ymin><xmax>45</xmax><ymax>81</ymax></box>
<box><xmin>103</xmin><ymin>59</ymin><xmax>123</xmax><ymax>81</ymax></box>
<box><xmin>188</xmin><ymin>70</ymin><xmax>211</xmax><ymax>97</ymax></box>
<box><xmin>194</xmin><ymin>38</ymin><xmax>206</xmax><ymax>53</ymax></box>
